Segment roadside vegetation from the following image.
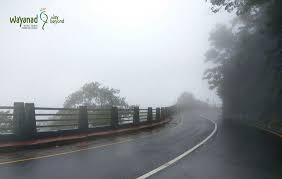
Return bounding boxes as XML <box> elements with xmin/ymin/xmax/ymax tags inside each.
<box><xmin>204</xmin><ymin>0</ymin><xmax>282</xmax><ymax>130</ymax></box>
<box><xmin>177</xmin><ymin>92</ymin><xmax>215</xmax><ymax>112</ymax></box>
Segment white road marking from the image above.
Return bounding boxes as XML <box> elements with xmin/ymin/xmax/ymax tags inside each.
<box><xmin>136</xmin><ymin>115</ymin><xmax>217</xmax><ymax>179</ymax></box>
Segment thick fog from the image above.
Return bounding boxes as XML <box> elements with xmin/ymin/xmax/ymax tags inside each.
<box><xmin>0</xmin><ymin>0</ymin><xmax>233</xmax><ymax>107</ymax></box>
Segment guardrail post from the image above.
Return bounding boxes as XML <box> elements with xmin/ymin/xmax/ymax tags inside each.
<box><xmin>79</xmin><ymin>106</ymin><xmax>88</xmax><ymax>131</ymax></box>
<box><xmin>166</xmin><ymin>107</ymin><xmax>169</xmax><ymax>117</ymax></box>
<box><xmin>156</xmin><ymin>108</ymin><xmax>160</xmax><ymax>121</ymax></box>
<box><xmin>165</xmin><ymin>107</ymin><xmax>169</xmax><ymax>118</ymax></box>
<box><xmin>133</xmin><ymin>107</ymin><xmax>139</xmax><ymax>125</ymax></box>
<box><xmin>111</xmin><ymin>107</ymin><xmax>118</xmax><ymax>129</ymax></box>
<box><xmin>13</xmin><ymin>102</ymin><xmax>25</xmax><ymax>139</ymax></box>
<box><xmin>24</xmin><ymin>103</ymin><xmax>37</xmax><ymax>138</ymax></box>
<box><xmin>160</xmin><ymin>107</ymin><xmax>165</xmax><ymax>120</ymax></box>
<box><xmin>147</xmin><ymin>107</ymin><xmax>152</xmax><ymax>123</ymax></box>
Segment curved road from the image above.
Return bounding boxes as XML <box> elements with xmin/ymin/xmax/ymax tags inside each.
<box><xmin>0</xmin><ymin>109</ymin><xmax>281</xmax><ymax>179</ymax></box>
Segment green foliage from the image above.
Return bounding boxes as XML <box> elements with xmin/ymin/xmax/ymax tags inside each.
<box><xmin>208</xmin><ymin>0</ymin><xmax>267</xmax><ymax>14</ymax></box>
<box><xmin>203</xmin><ymin>24</ymin><xmax>235</xmax><ymax>97</ymax></box>
<box><xmin>205</xmin><ymin>0</ymin><xmax>282</xmax><ymax>121</ymax></box>
<box><xmin>64</xmin><ymin>82</ymin><xmax>128</xmax><ymax>108</ymax></box>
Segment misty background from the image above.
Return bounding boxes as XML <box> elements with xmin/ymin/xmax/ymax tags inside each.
<box><xmin>0</xmin><ymin>0</ymin><xmax>233</xmax><ymax>107</ymax></box>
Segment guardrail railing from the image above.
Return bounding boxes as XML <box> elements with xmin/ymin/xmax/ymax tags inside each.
<box><xmin>0</xmin><ymin>106</ymin><xmax>14</xmax><ymax>134</ymax></box>
<box><xmin>35</xmin><ymin>107</ymin><xmax>80</xmax><ymax>132</ymax></box>
<box><xmin>118</xmin><ymin>108</ymin><xmax>134</xmax><ymax>125</ymax></box>
<box><xmin>0</xmin><ymin>103</ymin><xmax>176</xmax><ymax>141</ymax></box>
<box><xmin>88</xmin><ymin>108</ymin><xmax>111</xmax><ymax>128</ymax></box>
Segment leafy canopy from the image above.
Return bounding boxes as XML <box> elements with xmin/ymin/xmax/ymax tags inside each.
<box><xmin>64</xmin><ymin>82</ymin><xmax>128</xmax><ymax>108</ymax></box>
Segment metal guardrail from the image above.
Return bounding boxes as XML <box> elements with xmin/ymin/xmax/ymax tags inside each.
<box><xmin>0</xmin><ymin>103</ymin><xmax>176</xmax><ymax>140</ymax></box>
<box><xmin>152</xmin><ymin>109</ymin><xmax>156</xmax><ymax>121</ymax></box>
<box><xmin>88</xmin><ymin>108</ymin><xmax>111</xmax><ymax>128</ymax></box>
<box><xmin>35</xmin><ymin>107</ymin><xmax>79</xmax><ymax>132</ymax></box>
<box><xmin>139</xmin><ymin>109</ymin><xmax>148</xmax><ymax>122</ymax></box>
<box><xmin>118</xmin><ymin>108</ymin><xmax>134</xmax><ymax>125</ymax></box>
<box><xmin>0</xmin><ymin>106</ymin><xmax>14</xmax><ymax>110</ymax></box>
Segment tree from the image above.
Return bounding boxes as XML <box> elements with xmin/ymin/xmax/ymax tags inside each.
<box><xmin>177</xmin><ymin>92</ymin><xmax>210</xmax><ymax>111</ymax></box>
<box><xmin>40</xmin><ymin>82</ymin><xmax>129</xmax><ymax>130</ymax></box>
<box><xmin>208</xmin><ymin>0</ymin><xmax>282</xmax><ymax>73</ymax></box>
<box><xmin>204</xmin><ymin>0</ymin><xmax>282</xmax><ymax>124</ymax></box>
<box><xmin>64</xmin><ymin>82</ymin><xmax>128</xmax><ymax>108</ymax></box>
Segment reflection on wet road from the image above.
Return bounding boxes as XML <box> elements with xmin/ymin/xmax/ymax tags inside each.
<box><xmin>1</xmin><ymin>109</ymin><xmax>279</xmax><ymax>179</ymax></box>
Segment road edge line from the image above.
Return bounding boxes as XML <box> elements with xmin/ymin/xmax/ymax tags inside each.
<box><xmin>136</xmin><ymin>115</ymin><xmax>217</xmax><ymax>179</ymax></box>
<box><xmin>253</xmin><ymin>125</ymin><xmax>282</xmax><ymax>138</ymax></box>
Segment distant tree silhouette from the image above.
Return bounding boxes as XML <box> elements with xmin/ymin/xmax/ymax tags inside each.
<box><xmin>177</xmin><ymin>92</ymin><xmax>210</xmax><ymax>111</ymax></box>
<box><xmin>64</xmin><ymin>82</ymin><xmax>128</xmax><ymax>108</ymax></box>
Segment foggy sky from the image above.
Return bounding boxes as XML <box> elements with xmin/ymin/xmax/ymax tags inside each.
<box><xmin>0</xmin><ymin>0</ymin><xmax>233</xmax><ymax>108</ymax></box>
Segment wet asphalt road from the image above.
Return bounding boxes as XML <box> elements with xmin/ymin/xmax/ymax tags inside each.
<box><xmin>153</xmin><ymin>117</ymin><xmax>282</xmax><ymax>179</ymax></box>
<box><xmin>0</xmin><ymin>110</ymin><xmax>213</xmax><ymax>179</ymax></box>
<box><xmin>0</xmin><ymin>109</ymin><xmax>281</xmax><ymax>179</ymax></box>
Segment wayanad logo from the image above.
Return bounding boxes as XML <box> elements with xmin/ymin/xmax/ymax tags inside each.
<box><xmin>9</xmin><ymin>8</ymin><xmax>64</xmax><ymax>30</ymax></box>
